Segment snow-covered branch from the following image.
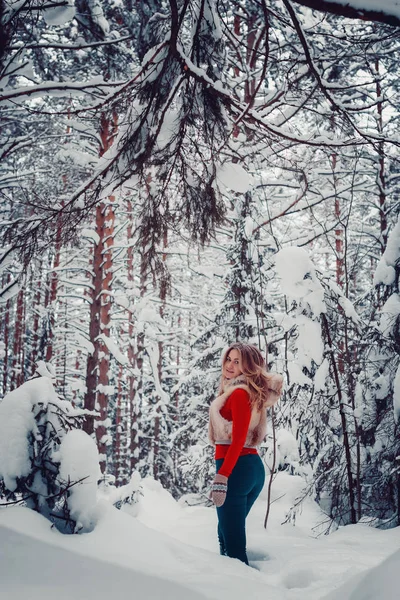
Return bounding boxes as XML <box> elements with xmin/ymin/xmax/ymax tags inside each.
<box><xmin>292</xmin><ymin>0</ymin><xmax>400</xmax><ymax>27</ymax></box>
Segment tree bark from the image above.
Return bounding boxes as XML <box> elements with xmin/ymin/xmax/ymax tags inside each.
<box><xmin>84</xmin><ymin>111</ymin><xmax>117</xmax><ymax>475</ymax></box>
<box><xmin>10</xmin><ymin>288</ymin><xmax>25</xmax><ymax>389</ymax></box>
<box><xmin>153</xmin><ymin>226</ymin><xmax>168</xmax><ymax>481</ymax></box>
<box><xmin>126</xmin><ymin>198</ymin><xmax>140</xmax><ymax>474</ymax></box>
<box><xmin>115</xmin><ymin>360</ymin><xmax>125</xmax><ymax>485</ymax></box>
<box><xmin>30</xmin><ymin>262</ymin><xmax>43</xmax><ymax>374</ymax></box>
<box><xmin>84</xmin><ymin>203</ymin><xmax>104</xmax><ymax>435</ymax></box>
<box><xmin>45</xmin><ymin>211</ymin><xmax>63</xmax><ymax>363</ymax></box>
<box><xmin>96</xmin><ymin>194</ymin><xmax>115</xmax><ymax>473</ymax></box>
<box><xmin>375</xmin><ymin>58</ymin><xmax>387</xmax><ymax>255</ymax></box>
<box><xmin>1</xmin><ymin>274</ymin><xmax>10</xmax><ymax>394</ymax></box>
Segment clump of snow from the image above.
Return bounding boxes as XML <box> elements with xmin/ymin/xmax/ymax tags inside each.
<box><xmin>114</xmin><ymin>293</ymin><xmax>130</xmax><ymax>309</ymax></box>
<box><xmin>99</xmin><ymin>334</ymin><xmax>128</xmax><ymax>365</ymax></box>
<box><xmin>378</xmin><ymin>293</ymin><xmax>400</xmax><ymax>337</ymax></box>
<box><xmin>58</xmin><ymin>430</ymin><xmax>101</xmax><ymax>532</ymax></box>
<box><xmin>374</xmin><ymin>260</ymin><xmax>396</xmax><ymax>286</ymax></box>
<box><xmin>374</xmin><ymin>214</ymin><xmax>400</xmax><ymax>286</ymax></box>
<box><xmin>338</xmin><ymin>296</ymin><xmax>360</xmax><ymax>324</ymax></box>
<box><xmin>288</xmin><ymin>361</ymin><xmax>312</xmax><ymax>386</ymax></box>
<box><xmin>274</xmin><ymin>248</ymin><xmax>326</xmax><ymax>378</ymax></box>
<box><xmin>88</xmin><ymin>0</ymin><xmax>110</xmax><ymax>34</ymax></box>
<box><xmin>295</xmin><ymin>315</ymin><xmax>324</xmax><ymax>368</ymax></box>
<box><xmin>275</xmin><ymin>246</ymin><xmax>325</xmax><ymax>316</ymax></box>
<box><xmin>35</xmin><ymin>360</ymin><xmax>56</xmax><ymax>378</ymax></box>
<box><xmin>216</xmin><ymin>162</ymin><xmax>251</xmax><ymax>193</ymax></box>
<box><xmin>374</xmin><ymin>373</ymin><xmax>390</xmax><ymax>400</ymax></box>
<box><xmin>314</xmin><ymin>358</ymin><xmax>330</xmax><ymax>392</ymax></box>
<box><xmin>275</xmin><ymin>429</ymin><xmax>300</xmax><ymax>472</ymax></box>
<box><xmin>0</xmin><ymin>377</ymin><xmax>55</xmax><ymax>491</ymax></box>
<box><xmin>43</xmin><ymin>4</ymin><xmax>75</xmax><ymax>26</ymax></box>
<box><xmin>137</xmin><ymin>305</ymin><xmax>167</xmax><ymax>329</ymax></box>
<box><xmin>81</xmin><ymin>228</ymin><xmax>100</xmax><ymax>244</ymax></box>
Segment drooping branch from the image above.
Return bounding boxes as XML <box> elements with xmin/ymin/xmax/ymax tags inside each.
<box><xmin>0</xmin><ymin>79</ymin><xmax>122</xmax><ymax>103</ymax></box>
<box><xmin>8</xmin><ymin>35</ymin><xmax>134</xmax><ymax>51</ymax></box>
<box><xmin>292</xmin><ymin>0</ymin><xmax>400</xmax><ymax>28</ymax></box>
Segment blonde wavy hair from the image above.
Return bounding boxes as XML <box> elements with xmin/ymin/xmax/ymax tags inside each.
<box><xmin>219</xmin><ymin>342</ymin><xmax>272</xmax><ymax>410</ymax></box>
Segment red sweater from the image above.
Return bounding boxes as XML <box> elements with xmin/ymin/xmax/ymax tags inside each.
<box><xmin>215</xmin><ymin>388</ymin><xmax>258</xmax><ymax>478</ymax></box>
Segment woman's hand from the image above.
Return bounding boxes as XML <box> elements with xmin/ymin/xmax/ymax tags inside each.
<box><xmin>210</xmin><ymin>474</ymin><xmax>228</xmax><ymax>507</ymax></box>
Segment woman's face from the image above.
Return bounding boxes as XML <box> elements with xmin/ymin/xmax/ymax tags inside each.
<box><xmin>223</xmin><ymin>349</ymin><xmax>243</xmax><ymax>380</ymax></box>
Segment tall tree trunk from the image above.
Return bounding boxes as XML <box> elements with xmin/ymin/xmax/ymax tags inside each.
<box><xmin>232</xmin><ymin>13</ymin><xmax>241</xmax><ymax>138</ymax></box>
<box><xmin>30</xmin><ymin>262</ymin><xmax>43</xmax><ymax>374</ymax></box>
<box><xmin>84</xmin><ymin>204</ymin><xmax>104</xmax><ymax>435</ymax></box>
<box><xmin>10</xmin><ymin>288</ymin><xmax>25</xmax><ymax>389</ymax></box>
<box><xmin>115</xmin><ymin>359</ymin><xmax>125</xmax><ymax>485</ymax></box>
<box><xmin>84</xmin><ymin>111</ymin><xmax>117</xmax><ymax>475</ymax></box>
<box><xmin>244</xmin><ymin>4</ymin><xmax>257</xmax><ymax>107</ymax></box>
<box><xmin>331</xmin><ymin>114</ymin><xmax>345</xmax><ymax>375</ymax></box>
<box><xmin>126</xmin><ymin>198</ymin><xmax>140</xmax><ymax>474</ymax></box>
<box><xmin>96</xmin><ymin>195</ymin><xmax>115</xmax><ymax>473</ymax></box>
<box><xmin>131</xmin><ymin>253</ymin><xmax>146</xmax><ymax>473</ymax></box>
<box><xmin>230</xmin><ymin>8</ymin><xmax>259</xmax><ymax>342</ymax></box>
<box><xmin>71</xmin><ymin>349</ymin><xmax>82</xmax><ymax>407</ymax></box>
<box><xmin>45</xmin><ymin>213</ymin><xmax>63</xmax><ymax>364</ymax></box>
<box><xmin>153</xmin><ymin>227</ymin><xmax>168</xmax><ymax>480</ymax></box>
<box><xmin>375</xmin><ymin>57</ymin><xmax>388</xmax><ymax>312</ymax></box>
<box><xmin>1</xmin><ymin>274</ymin><xmax>10</xmax><ymax>394</ymax></box>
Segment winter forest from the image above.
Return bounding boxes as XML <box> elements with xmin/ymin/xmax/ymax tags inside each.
<box><xmin>1</xmin><ymin>0</ymin><xmax>400</xmax><ymax>591</ymax></box>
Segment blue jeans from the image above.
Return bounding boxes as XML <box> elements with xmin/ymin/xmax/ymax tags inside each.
<box><xmin>216</xmin><ymin>454</ymin><xmax>265</xmax><ymax>565</ymax></box>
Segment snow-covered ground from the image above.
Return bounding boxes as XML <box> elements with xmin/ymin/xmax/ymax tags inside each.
<box><xmin>1</xmin><ymin>472</ymin><xmax>399</xmax><ymax>600</ymax></box>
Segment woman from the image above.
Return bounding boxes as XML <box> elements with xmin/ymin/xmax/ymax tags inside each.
<box><xmin>208</xmin><ymin>342</ymin><xmax>283</xmax><ymax>565</ymax></box>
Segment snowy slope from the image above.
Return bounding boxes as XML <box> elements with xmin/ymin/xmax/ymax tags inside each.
<box><xmin>0</xmin><ymin>525</ymin><xmax>207</xmax><ymax>600</ymax></box>
<box><xmin>322</xmin><ymin>547</ymin><xmax>400</xmax><ymax>600</ymax></box>
<box><xmin>1</xmin><ymin>473</ymin><xmax>400</xmax><ymax>600</ymax></box>
<box><xmin>134</xmin><ymin>474</ymin><xmax>400</xmax><ymax>599</ymax></box>
<box><xmin>0</xmin><ymin>502</ymin><xmax>283</xmax><ymax>600</ymax></box>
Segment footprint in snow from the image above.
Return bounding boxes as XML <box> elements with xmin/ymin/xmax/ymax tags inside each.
<box><xmin>247</xmin><ymin>550</ymin><xmax>271</xmax><ymax>562</ymax></box>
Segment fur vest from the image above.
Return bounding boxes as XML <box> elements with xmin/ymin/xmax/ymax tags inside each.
<box><xmin>208</xmin><ymin>373</ymin><xmax>283</xmax><ymax>448</ymax></box>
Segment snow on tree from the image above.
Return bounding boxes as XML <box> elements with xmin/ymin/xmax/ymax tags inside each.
<box><xmin>275</xmin><ymin>245</ymin><xmax>365</xmax><ymax>526</ymax></box>
<box><xmin>0</xmin><ymin>363</ymin><xmax>100</xmax><ymax>532</ymax></box>
<box><xmin>57</xmin><ymin>429</ymin><xmax>100</xmax><ymax>531</ymax></box>
<box><xmin>3</xmin><ymin>0</ymin><xmax>400</xmax><ymax>272</ymax></box>
<box><xmin>292</xmin><ymin>0</ymin><xmax>400</xmax><ymax>26</ymax></box>
<box><xmin>356</xmin><ymin>213</ymin><xmax>400</xmax><ymax>527</ymax></box>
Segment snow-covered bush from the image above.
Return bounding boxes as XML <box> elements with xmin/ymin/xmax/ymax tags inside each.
<box><xmin>0</xmin><ymin>365</ymin><xmax>100</xmax><ymax>533</ymax></box>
